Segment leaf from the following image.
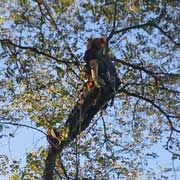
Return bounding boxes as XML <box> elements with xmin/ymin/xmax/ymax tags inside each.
<box><xmin>9</xmin><ymin>174</ymin><xmax>19</xmax><ymax>180</ymax></box>
<box><xmin>0</xmin><ymin>17</ymin><xmax>5</xmax><ymax>24</ymax></box>
<box><xmin>56</xmin><ymin>66</ymin><xmax>65</xmax><ymax>77</ymax></box>
<box><xmin>0</xmin><ymin>124</ymin><xmax>3</xmax><ymax>132</ymax></box>
<box><xmin>18</xmin><ymin>0</ymin><xmax>29</xmax><ymax>7</ymax></box>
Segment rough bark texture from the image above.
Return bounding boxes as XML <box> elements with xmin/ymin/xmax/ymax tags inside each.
<box><xmin>43</xmin><ymin>80</ymin><xmax>120</xmax><ymax>180</ymax></box>
<box><xmin>43</xmin><ymin>147</ymin><xmax>60</xmax><ymax>180</ymax></box>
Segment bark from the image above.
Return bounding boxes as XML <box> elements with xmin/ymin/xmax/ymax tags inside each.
<box><xmin>43</xmin><ymin>147</ymin><xmax>60</xmax><ymax>180</ymax></box>
<box><xmin>43</xmin><ymin>80</ymin><xmax>120</xmax><ymax>180</ymax></box>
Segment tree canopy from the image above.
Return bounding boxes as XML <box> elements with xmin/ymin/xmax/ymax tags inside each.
<box><xmin>0</xmin><ymin>0</ymin><xmax>180</xmax><ymax>180</ymax></box>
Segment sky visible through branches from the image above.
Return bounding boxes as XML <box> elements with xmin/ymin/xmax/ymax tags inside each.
<box><xmin>0</xmin><ymin>0</ymin><xmax>180</xmax><ymax>180</ymax></box>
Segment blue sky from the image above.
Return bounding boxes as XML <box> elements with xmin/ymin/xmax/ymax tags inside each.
<box><xmin>0</xmin><ymin>116</ymin><xmax>180</xmax><ymax>180</ymax></box>
<box><xmin>0</xmin><ymin>1</ymin><xmax>180</xmax><ymax>179</ymax></box>
<box><xmin>0</xmin><ymin>124</ymin><xmax>47</xmax><ymax>180</ymax></box>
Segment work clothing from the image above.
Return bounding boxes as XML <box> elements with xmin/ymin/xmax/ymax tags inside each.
<box><xmin>84</xmin><ymin>48</ymin><xmax>119</xmax><ymax>90</ymax></box>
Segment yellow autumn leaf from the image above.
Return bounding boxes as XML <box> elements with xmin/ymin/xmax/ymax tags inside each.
<box><xmin>0</xmin><ymin>17</ymin><xmax>5</xmax><ymax>24</ymax></box>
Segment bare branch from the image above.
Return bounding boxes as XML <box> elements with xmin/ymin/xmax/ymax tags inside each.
<box><xmin>166</xmin><ymin>130</ymin><xmax>180</xmax><ymax>156</ymax></box>
<box><xmin>111</xmin><ymin>58</ymin><xmax>159</xmax><ymax>81</ymax></box>
<box><xmin>107</xmin><ymin>20</ymin><xmax>180</xmax><ymax>47</ymax></box>
<box><xmin>35</xmin><ymin>0</ymin><xmax>80</xmax><ymax>66</ymax></box>
<box><xmin>0</xmin><ymin>121</ymin><xmax>47</xmax><ymax>136</ymax></box>
<box><xmin>115</xmin><ymin>22</ymin><xmax>152</xmax><ymax>35</ymax></box>
<box><xmin>121</xmin><ymin>89</ymin><xmax>180</xmax><ymax>133</ymax></box>
<box><xmin>58</xmin><ymin>156</ymin><xmax>70</xmax><ymax>180</ymax></box>
<box><xmin>0</xmin><ymin>39</ymin><xmax>68</xmax><ymax>64</ymax></box>
<box><xmin>153</xmin><ymin>24</ymin><xmax>180</xmax><ymax>47</ymax></box>
<box><xmin>107</xmin><ymin>21</ymin><xmax>152</xmax><ymax>42</ymax></box>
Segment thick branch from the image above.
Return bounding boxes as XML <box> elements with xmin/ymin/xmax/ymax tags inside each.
<box><xmin>43</xmin><ymin>147</ymin><xmax>60</xmax><ymax>180</ymax></box>
<box><xmin>44</xmin><ymin>80</ymin><xmax>120</xmax><ymax>180</ymax></box>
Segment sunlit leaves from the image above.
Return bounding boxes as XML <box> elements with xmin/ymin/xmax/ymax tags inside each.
<box><xmin>0</xmin><ymin>17</ymin><xmax>5</xmax><ymax>24</ymax></box>
<box><xmin>17</xmin><ymin>0</ymin><xmax>30</xmax><ymax>7</ymax></box>
<box><xmin>0</xmin><ymin>155</ymin><xmax>9</xmax><ymax>176</ymax></box>
<box><xmin>19</xmin><ymin>147</ymin><xmax>47</xmax><ymax>179</ymax></box>
<box><xmin>9</xmin><ymin>174</ymin><xmax>19</xmax><ymax>180</ymax></box>
<box><xmin>13</xmin><ymin>83</ymin><xmax>71</xmax><ymax>128</ymax></box>
<box><xmin>52</xmin><ymin>0</ymin><xmax>75</xmax><ymax>13</ymax></box>
<box><xmin>0</xmin><ymin>0</ymin><xmax>180</xmax><ymax>179</ymax></box>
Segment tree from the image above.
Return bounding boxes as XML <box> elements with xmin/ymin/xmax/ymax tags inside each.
<box><xmin>0</xmin><ymin>0</ymin><xmax>180</xmax><ymax>179</ymax></box>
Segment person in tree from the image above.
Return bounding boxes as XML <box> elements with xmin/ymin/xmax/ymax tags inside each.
<box><xmin>84</xmin><ymin>37</ymin><xmax>119</xmax><ymax>90</ymax></box>
<box><xmin>47</xmin><ymin>38</ymin><xmax>120</xmax><ymax>145</ymax></box>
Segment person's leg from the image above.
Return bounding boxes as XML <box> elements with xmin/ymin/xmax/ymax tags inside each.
<box><xmin>89</xmin><ymin>59</ymin><xmax>98</xmax><ymax>81</ymax></box>
<box><xmin>89</xmin><ymin>59</ymin><xmax>104</xmax><ymax>87</ymax></box>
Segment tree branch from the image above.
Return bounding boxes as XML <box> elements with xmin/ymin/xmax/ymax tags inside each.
<box><xmin>44</xmin><ymin>79</ymin><xmax>121</xmax><ymax>180</ymax></box>
<box><xmin>35</xmin><ymin>0</ymin><xmax>80</xmax><ymax>66</ymax></box>
<box><xmin>112</xmin><ymin>0</ymin><xmax>117</xmax><ymax>30</ymax></box>
<box><xmin>111</xmin><ymin>58</ymin><xmax>159</xmax><ymax>81</ymax></box>
<box><xmin>107</xmin><ymin>21</ymin><xmax>152</xmax><ymax>42</ymax></box>
<box><xmin>166</xmin><ymin>130</ymin><xmax>180</xmax><ymax>156</ymax></box>
<box><xmin>102</xmin><ymin>115</ymin><xmax>108</xmax><ymax>142</ymax></box>
<box><xmin>107</xmin><ymin>20</ymin><xmax>180</xmax><ymax>47</ymax></box>
<box><xmin>0</xmin><ymin>39</ymin><xmax>68</xmax><ymax>64</ymax></box>
<box><xmin>153</xmin><ymin>24</ymin><xmax>180</xmax><ymax>47</ymax></box>
<box><xmin>58</xmin><ymin>156</ymin><xmax>70</xmax><ymax>180</ymax></box>
<box><xmin>121</xmin><ymin>89</ymin><xmax>180</xmax><ymax>133</ymax></box>
<box><xmin>0</xmin><ymin>121</ymin><xmax>46</xmax><ymax>136</ymax></box>
<box><xmin>0</xmin><ymin>38</ymin><xmax>81</xmax><ymax>80</ymax></box>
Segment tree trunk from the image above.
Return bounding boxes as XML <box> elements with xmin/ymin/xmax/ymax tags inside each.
<box><xmin>43</xmin><ymin>80</ymin><xmax>119</xmax><ymax>180</ymax></box>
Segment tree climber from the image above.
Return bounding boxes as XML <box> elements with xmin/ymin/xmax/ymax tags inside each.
<box><xmin>84</xmin><ymin>37</ymin><xmax>120</xmax><ymax>91</ymax></box>
<box><xmin>47</xmin><ymin>38</ymin><xmax>120</xmax><ymax>145</ymax></box>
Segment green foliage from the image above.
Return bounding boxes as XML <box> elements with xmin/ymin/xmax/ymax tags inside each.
<box><xmin>0</xmin><ymin>0</ymin><xmax>180</xmax><ymax>179</ymax></box>
<box><xmin>9</xmin><ymin>173</ymin><xmax>20</xmax><ymax>180</ymax></box>
<box><xmin>0</xmin><ymin>155</ymin><xmax>9</xmax><ymax>176</ymax></box>
<box><xmin>25</xmin><ymin>149</ymin><xmax>45</xmax><ymax>176</ymax></box>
